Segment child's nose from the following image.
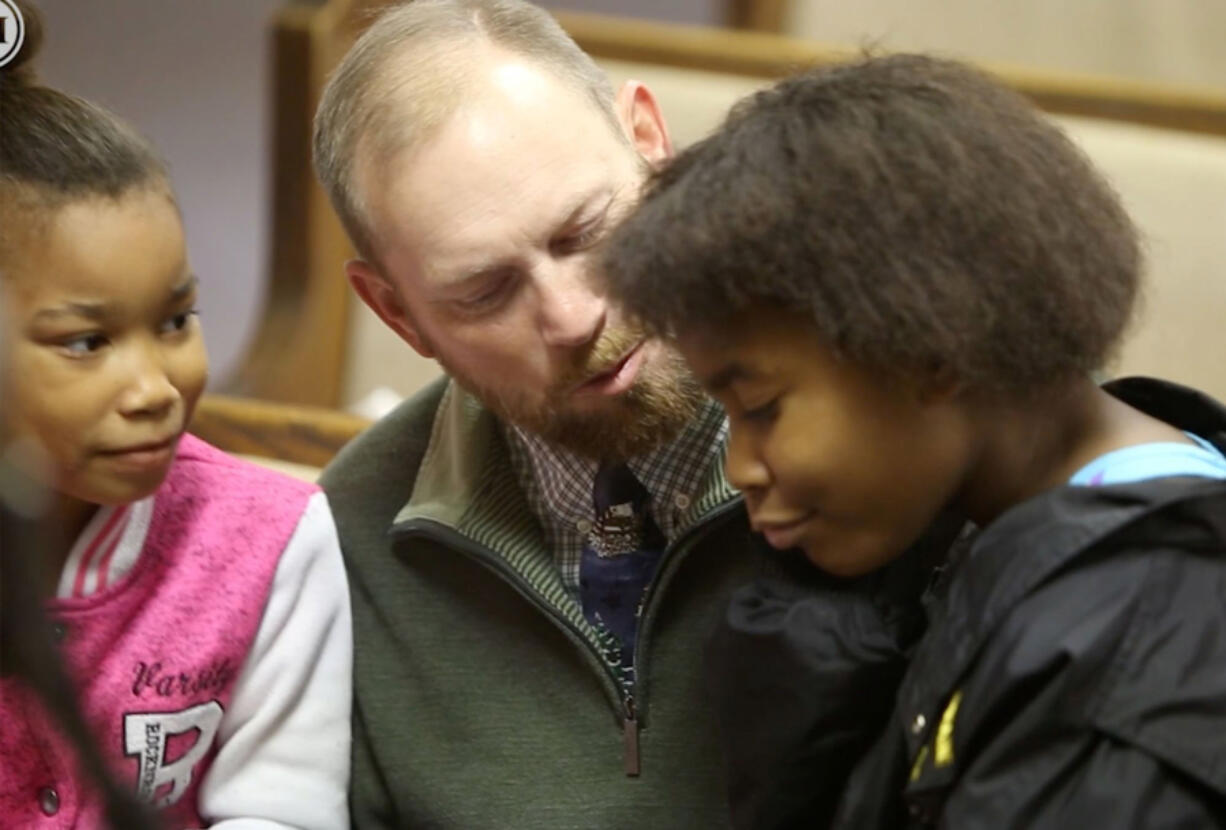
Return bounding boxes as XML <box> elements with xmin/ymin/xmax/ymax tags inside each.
<box><xmin>118</xmin><ymin>350</ymin><xmax>179</xmax><ymax>419</ymax></box>
<box><xmin>723</xmin><ymin>426</ymin><xmax>770</xmax><ymax>494</ymax></box>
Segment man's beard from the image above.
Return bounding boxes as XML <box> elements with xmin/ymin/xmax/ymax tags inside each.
<box><xmin>436</xmin><ymin>327</ymin><xmax>706</xmax><ymax>462</ymax></box>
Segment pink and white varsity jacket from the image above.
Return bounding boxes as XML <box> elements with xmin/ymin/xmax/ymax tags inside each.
<box><xmin>0</xmin><ymin>435</ymin><xmax>352</xmax><ymax>828</ymax></box>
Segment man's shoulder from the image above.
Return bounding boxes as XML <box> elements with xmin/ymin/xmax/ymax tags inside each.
<box><xmin>321</xmin><ymin>376</ymin><xmax>453</xmax><ymax>497</ymax></box>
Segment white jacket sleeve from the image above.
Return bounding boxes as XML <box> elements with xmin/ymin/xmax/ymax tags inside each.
<box><xmin>197</xmin><ymin>491</ymin><xmax>352</xmax><ymax>829</ymax></box>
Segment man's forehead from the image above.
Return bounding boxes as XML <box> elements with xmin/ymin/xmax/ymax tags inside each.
<box><xmin>483</xmin><ymin>58</ymin><xmax>576</xmax><ymax>117</ymax></box>
<box><xmin>443</xmin><ymin>60</ymin><xmax>614</xmax><ymax>150</ymax></box>
<box><xmin>369</xmin><ymin>84</ymin><xmax>629</xmax><ymax>282</ymax></box>
<box><xmin>374</xmin><ymin>50</ymin><xmax>608</xmax><ymax>159</ymax></box>
<box><xmin>379</xmin><ymin>169</ymin><xmax>614</xmax><ymax>285</ymax></box>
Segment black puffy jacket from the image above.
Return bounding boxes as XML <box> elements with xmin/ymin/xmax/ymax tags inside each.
<box><xmin>708</xmin><ymin>377</ymin><xmax>1226</xmax><ymax>829</ymax></box>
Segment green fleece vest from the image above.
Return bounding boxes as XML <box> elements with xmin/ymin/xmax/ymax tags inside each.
<box><xmin>325</xmin><ymin>378</ymin><xmax>765</xmax><ymax>829</ymax></box>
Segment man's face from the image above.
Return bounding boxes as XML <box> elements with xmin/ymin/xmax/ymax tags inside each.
<box><xmin>1</xmin><ymin>189</ymin><xmax>208</xmax><ymax>508</ymax></box>
<box><xmin>680</xmin><ymin>307</ymin><xmax>974</xmax><ymax>577</ymax></box>
<box><xmin>353</xmin><ymin>61</ymin><xmax>702</xmax><ymax>461</ymax></box>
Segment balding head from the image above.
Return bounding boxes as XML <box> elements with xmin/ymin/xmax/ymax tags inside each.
<box><xmin>313</xmin><ymin>0</ymin><xmax>618</xmax><ymax>261</ymax></box>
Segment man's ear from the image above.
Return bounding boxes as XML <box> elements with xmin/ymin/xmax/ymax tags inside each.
<box><xmin>614</xmin><ymin>80</ymin><xmax>673</xmax><ymax>166</ymax></box>
<box><xmin>345</xmin><ymin>259</ymin><xmax>436</xmax><ymax>359</ymax></box>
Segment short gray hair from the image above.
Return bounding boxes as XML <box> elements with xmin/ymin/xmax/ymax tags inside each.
<box><xmin>313</xmin><ymin>0</ymin><xmax>617</xmax><ymax>261</ymax></box>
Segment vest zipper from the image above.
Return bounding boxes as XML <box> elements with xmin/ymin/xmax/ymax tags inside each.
<box><xmin>393</xmin><ymin>497</ymin><xmax>744</xmax><ymax>777</ymax></box>
<box><xmin>392</xmin><ymin>521</ymin><xmax>629</xmax><ymax>715</ymax></box>
<box><xmin>623</xmin><ymin>498</ymin><xmax>744</xmax><ymax>774</ymax></box>
<box><xmin>623</xmin><ymin>695</ymin><xmax>640</xmax><ymax>776</ymax></box>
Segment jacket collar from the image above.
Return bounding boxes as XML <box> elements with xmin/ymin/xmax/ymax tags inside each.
<box><xmin>392</xmin><ymin>381</ymin><xmax>739</xmax><ymax>543</ymax></box>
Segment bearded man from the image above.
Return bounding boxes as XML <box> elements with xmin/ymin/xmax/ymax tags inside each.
<box><xmin>312</xmin><ymin>2</ymin><xmax>941</xmax><ymax>827</ymax></box>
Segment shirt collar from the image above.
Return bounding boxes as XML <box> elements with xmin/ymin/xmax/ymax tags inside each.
<box><xmin>504</xmin><ymin>397</ymin><xmax>728</xmax><ymax>542</ymax></box>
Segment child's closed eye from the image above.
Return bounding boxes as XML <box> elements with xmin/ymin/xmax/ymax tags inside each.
<box><xmin>741</xmin><ymin>397</ymin><xmax>780</xmax><ymax>424</ymax></box>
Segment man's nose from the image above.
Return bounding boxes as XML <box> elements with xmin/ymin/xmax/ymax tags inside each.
<box><xmin>536</xmin><ymin>257</ymin><xmax>607</xmax><ymax>349</ymax></box>
<box><xmin>117</xmin><ymin>345</ymin><xmax>179</xmax><ymax>419</ymax></box>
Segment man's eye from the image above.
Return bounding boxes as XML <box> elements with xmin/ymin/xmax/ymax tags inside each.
<box><xmin>553</xmin><ymin>223</ymin><xmax>603</xmax><ymax>255</ymax></box>
<box><xmin>60</xmin><ymin>334</ymin><xmax>109</xmax><ymax>356</ymax></box>
<box><xmin>159</xmin><ymin>309</ymin><xmax>198</xmax><ymax>334</ymax></box>
<box><xmin>456</xmin><ymin>279</ymin><xmax>511</xmax><ymax>313</ymax></box>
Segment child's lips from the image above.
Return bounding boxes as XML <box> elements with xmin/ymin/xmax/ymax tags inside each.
<box><xmin>98</xmin><ymin>435</ymin><xmax>179</xmax><ymax>470</ymax></box>
<box><xmin>754</xmin><ymin>513</ymin><xmax>814</xmax><ymax>550</ymax></box>
<box><xmin>101</xmin><ymin>435</ymin><xmax>177</xmax><ymax>455</ymax></box>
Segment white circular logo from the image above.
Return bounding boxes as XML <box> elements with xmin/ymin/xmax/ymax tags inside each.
<box><xmin>0</xmin><ymin>0</ymin><xmax>26</xmax><ymax>70</ymax></box>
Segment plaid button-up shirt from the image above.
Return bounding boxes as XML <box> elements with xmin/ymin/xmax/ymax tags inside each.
<box><xmin>504</xmin><ymin>397</ymin><xmax>728</xmax><ymax>595</ymax></box>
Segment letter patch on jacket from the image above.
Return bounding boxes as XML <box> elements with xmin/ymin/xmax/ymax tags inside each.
<box><xmin>123</xmin><ymin>701</ymin><xmax>223</xmax><ymax>806</ymax></box>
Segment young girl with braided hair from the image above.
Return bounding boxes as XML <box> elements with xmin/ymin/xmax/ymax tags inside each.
<box><xmin>0</xmin><ymin>4</ymin><xmax>351</xmax><ymax>826</ymax></box>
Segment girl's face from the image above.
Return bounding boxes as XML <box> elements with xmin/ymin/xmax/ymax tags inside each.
<box><xmin>1</xmin><ymin>187</ymin><xmax>208</xmax><ymax>508</ymax></box>
<box><xmin>678</xmin><ymin>307</ymin><xmax>976</xmax><ymax>577</ymax></box>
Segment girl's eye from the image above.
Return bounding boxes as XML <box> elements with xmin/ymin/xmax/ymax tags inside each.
<box><xmin>742</xmin><ymin>398</ymin><xmax>780</xmax><ymax>424</ymax></box>
<box><xmin>61</xmin><ymin>334</ymin><xmax>109</xmax><ymax>356</ymax></box>
<box><xmin>159</xmin><ymin>309</ymin><xmax>198</xmax><ymax>334</ymax></box>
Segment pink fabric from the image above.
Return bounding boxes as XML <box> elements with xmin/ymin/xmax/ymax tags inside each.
<box><xmin>0</xmin><ymin>435</ymin><xmax>317</xmax><ymax>828</ymax></box>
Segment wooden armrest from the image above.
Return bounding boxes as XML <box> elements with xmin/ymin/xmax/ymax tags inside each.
<box><xmin>189</xmin><ymin>395</ymin><xmax>371</xmax><ymax>469</ymax></box>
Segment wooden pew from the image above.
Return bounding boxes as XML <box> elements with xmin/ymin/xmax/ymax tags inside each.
<box><xmin>556</xmin><ymin>12</ymin><xmax>1226</xmax><ymax>136</ymax></box>
<box><xmin>225</xmin><ymin>0</ymin><xmax>399</xmax><ymax>409</ymax></box>
<box><xmin>190</xmin><ymin>395</ymin><xmax>370</xmax><ymax>479</ymax></box>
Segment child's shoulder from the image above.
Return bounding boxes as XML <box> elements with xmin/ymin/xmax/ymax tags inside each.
<box><xmin>170</xmin><ymin>433</ymin><xmax>321</xmax><ymax>501</ymax></box>
<box><xmin>989</xmin><ymin>476</ymin><xmax>1226</xmax><ymax>660</ymax></box>
<box><xmin>946</xmin><ymin>489</ymin><xmax>1226</xmax><ymax>799</ymax></box>
<box><xmin>932</xmin><ymin>477</ymin><xmax>1225</xmax><ymax>733</ymax></box>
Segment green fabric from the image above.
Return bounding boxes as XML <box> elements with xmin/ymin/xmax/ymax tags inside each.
<box><xmin>325</xmin><ymin>378</ymin><xmax>763</xmax><ymax>829</ymax></box>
